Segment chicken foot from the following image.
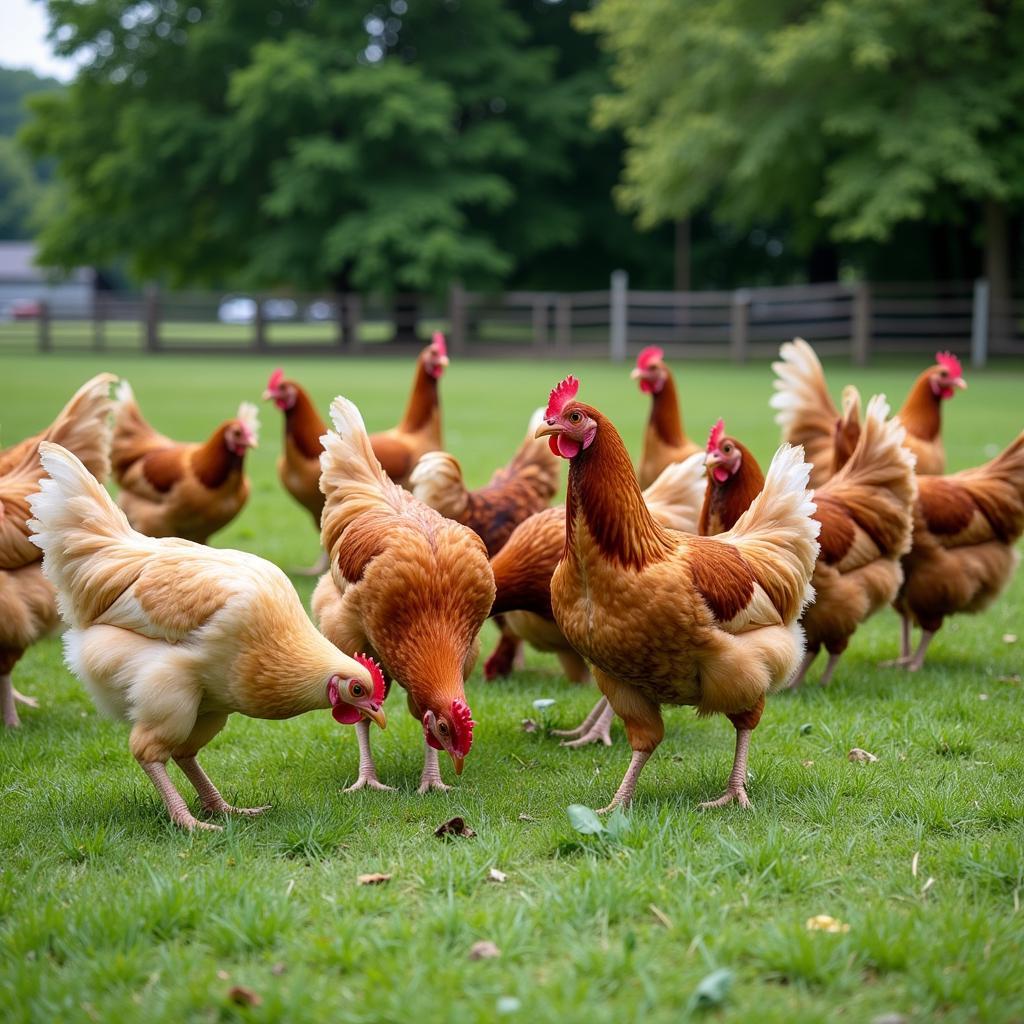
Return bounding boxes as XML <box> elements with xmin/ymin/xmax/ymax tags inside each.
<box><xmin>141</xmin><ymin>761</ymin><xmax>222</xmax><ymax>831</ymax></box>
<box><xmin>554</xmin><ymin>697</ymin><xmax>615</xmax><ymax>748</ymax></box>
<box><xmin>901</xmin><ymin>630</ymin><xmax>935</xmax><ymax>672</ymax></box>
<box><xmin>596</xmin><ymin>750</ymin><xmax>651</xmax><ymax>813</ymax></box>
<box><xmin>817</xmin><ymin>653</ymin><xmax>842</xmax><ymax>686</ymax></box>
<box><xmin>2</xmin><ymin>674</ymin><xmax>22</xmax><ymax>728</ymax></box>
<box><xmin>344</xmin><ymin>718</ymin><xmax>395</xmax><ymax>792</ymax></box>
<box><xmin>417</xmin><ymin>742</ymin><xmax>451</xmax><ymax>794</ymax></box>
<box><xmin>173</xmin><ymin>755</ymin><xmax>270</xmax><ymax>817</ymax></box>
<box><xmin>880</xmin><ymin>616</ymin><xmax>913</xmax><ymax>667</ymax></box>
<box><xmin>699</xmin><ymin>727</ymin><xmax>753</xmax><ymax>809</ymax></box>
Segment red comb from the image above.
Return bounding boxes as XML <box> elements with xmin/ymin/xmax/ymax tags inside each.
<box><xmin>936</xmin><ymin>350</ymin><xmax>962</xmax><ymax>378</ymax></box>
<box><xmin>431</xmin><ymin>331</ymin><xmax>447</xmax><ymax>357</ymax></box>
<box><xmin>636</xmin><ymin>346</ymin><xmax>664</xmax><ymax>370</ymax></box>
<box><xmin>707</xmin><ymin>418</ymin><xmax>725</xmax><ymax>452</ymax></box>
<box><xmin>267</xmin><ymin>368</ymin><xmax>284</xmax><ymax>390</ymax></box>
<box><xmin>545</xmin><ymin>375</ymin><xmax>579</xmax><ymax>419</ymax></box>
<box><xmin>353</xmin><ymin>652</ymin><xmax>386</xmax><ymax>705</ymax></box>
<box><xmin>451</xmin><ymin>698</ymin><xmax>475</xmax><ymax>754</ymax></box>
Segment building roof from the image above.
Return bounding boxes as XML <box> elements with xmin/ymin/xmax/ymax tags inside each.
<box><xmin>0</xmin><ymin>241</ymin><xmax>92</xmax><ymax>284</ymax></box>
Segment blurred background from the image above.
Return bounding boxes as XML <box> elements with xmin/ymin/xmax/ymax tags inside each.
<box><xmin>1</xmin><ymin>0</ymin><xmax>1022</xmax><ymax>361</ymax></box>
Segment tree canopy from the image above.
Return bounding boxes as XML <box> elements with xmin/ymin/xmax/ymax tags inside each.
<box><xmin>580</xmin><ymin>0</ymin><xmax>1024</xmax><ymax>284</ymax></box>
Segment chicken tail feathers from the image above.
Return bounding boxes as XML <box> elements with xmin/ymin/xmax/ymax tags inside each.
<box><xmin>409</xmin><ymin>450</ymin><xmax>467</xmax><ymax>520</ymax></box>
<box><xmin>42</xmin><ymin>372</ymin><xmax>117</xmax><ymax>483</ymax></box>
<box><xmin>28</xmin><ymin>442</ymin><xmax>145</xmax><ymax>627</ymax></box>
<box><xmin>770</xmin><ymin>338</ymin><xmax>839</xmax><ymax>486</ymax></box>
<box><xmin>641</xmin><ymin>451</ymin><xmax>706</xmax><ymax>533</ymax></box>
<box><xmin>722</xmin><ymin>443</ymin><xmax>820</xmax><ymax>625</ymax></box>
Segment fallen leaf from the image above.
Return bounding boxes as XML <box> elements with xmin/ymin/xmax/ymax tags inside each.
<box><xmin>871</xmin><ymin>1015</ymin><xmax>908</xmax><ymax>1024</ymax></box>
<box><xmin>469</xmin><ymin>940</ymin><xmax>501</xmax><ymax>961</ymax></box>
<box><xmin>801</xmin><ymin>759</ymin><xmax>815</xmax><ymax>767</ymax></box>
<box><xmin>1002</xmin><ymin>634</ymin><xmax>1017</xmax><ymax>644</ymax></box>
<box><xmin>911</xmin><ymin>851</ymin><xmax>919</xmax><ymax>878</ymax></box>
<box><xmin>799</xmin><ymin>723</ymin><xmax>813</xmax><ymax>735</ymax></box>
<box><xmin>520</xmin><ymin>718</ymin><xmax>538</xmax><ymax>733</ymax></box>
<box><xmin>496</xmin><ymin>996</ymin><xmax>521</xmax><ymax>1014</ymax></box>
<box><xmin>688</xmin><ymin>968</ymin><xmax>734</xmax><ymax>1010</ymax></box>
<box><xmin>517</xmin><ymin>813</ymin><xmax>537</xmax><ymax>822</ymax></box>
<box><xmin>216</xmin><ymin>970</ymin><xmax>230</xmax><ymax>981</ymax></box>
<box><xmin>648</xmin><ymin>904</ymin><xmax>673</xmax><ymax>929</ymax></box>
<box><xmin>357</xmin><ymin>872</ymin><xmax>392</xmax><ymax>885</ymax></box>
<box><xmin>488</xmin><ymin>868</ymin><xmax>507</xmax><ymax>883</ymax></box>
<box><xmin>435</xmin><ymin>816</ymin><xmax>476</xmax><ymax>839</ymax></box>
<box><xmin>848</xmin><ymin>748</ymin><xmax>878</xmax><ymax>763</ymax></box>
<box><xmin>921</xmin><ymin>877</ymin><xmax>935</xmax><ymax>895</ymax></box>
<box><xmin>270</xmin><ymin>962</ymin><xmax>287</xmax><ymax>976</ymax></box>
<box><xmin>532</xmin><ymin>698</ymin><xmax>556</xmax><ymax>710</ymax></box>
<box><xmin>978</xmin><ymin>693</ymin><xmax>989</xmax><ymax>701</ymax></box>
<box><xmin>996</xmin><ymin>674</ymin><xmax>1021</xmax><ymax>685</ymax></box>
<box><xmin>228</xmin><ymin>986</ymin><xmax>262</xmax><ymax>1008</ymax></box>
<box><xmin>806</xmin><ymin>914</ymin><xmax>850</xmax><ymax>933</ymax></box>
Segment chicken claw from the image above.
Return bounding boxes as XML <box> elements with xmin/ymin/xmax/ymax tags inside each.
<box><xmin>699</xmin><ymin>727</ymin><xmax>754</xmax><ymax>811</ymax></box>
<box><xmin>417</xmin><ymin>743</ymin><xmax>452</xmax><ymax>794</ymax></box>
<box><xmin>698</xmin><ymin>786</ymin><xmax>752</xmax><ymax>810</ymax></box>
<box><xmin>12</xmin><ymin>688</ymin><xmax>39</xmax><ymax>709</ymax></box>
<box><xmin>173</xmin><ymin>755</ymin><xmax>271</xmax><ymax>817</ymax></box>
<box><xmin>2</xmin><ymin>675</ymin><xmax>25</xmax><ymax>728</ymax></box>
<box><xmin>596</xmin><ymin>749</ymin><xmax>651</xmax><ymax>813</ymax></box>
<box><xmin>344</xmin><ymin>719</ymin><xmax>395</xmax><ymax>792</ymax></box>
<box><xmin>559</xmin><ymin>699</ymin><xmax>615</xmax><ymax>748</ymax></box>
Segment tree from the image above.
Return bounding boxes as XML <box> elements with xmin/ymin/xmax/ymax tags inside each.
<box><xmin>22</xmin><ymin>0</ymin><xmax>669</xmax><ymax>315</ymax></box>
<box><xmin>580</xmin><ymin>0</ymin><xmax>1024</xmax><ymax>301</ymax></box>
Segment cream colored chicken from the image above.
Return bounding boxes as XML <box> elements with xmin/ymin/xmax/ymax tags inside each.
<box><xmin>29</xmin><ymin>443</ymin><xmax>386</xmax><ymax>831</ymax></box>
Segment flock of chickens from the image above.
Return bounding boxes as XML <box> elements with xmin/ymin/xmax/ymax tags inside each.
<box><xmin>2</xmin><ymin>334</ymin><xmax>1022</xmax><ymax>829</ymax></box>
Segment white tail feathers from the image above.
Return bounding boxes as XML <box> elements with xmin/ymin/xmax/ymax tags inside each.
<box><xmin>724</xmin><ymin>443</ymin><xmax>820</xmax><ymax>624</ymax></box>
<box><xmin>840</xmin><ymin>384</ymin><xmax>861</xmax><ymax>424</ymax></box>
<box><xmin>115</xmin><ymin>380</ymin><xmax>134</xmax><ymax>406</ymax></box>
<box><xmin>28</xmin><ymin>442</ymin><xmax>144</xmax><ymax>627</ymax></box>
<box><xmin>642</xmin><ymin>452</ymin><xmax>706</xmax><ymax>533</ymax></box>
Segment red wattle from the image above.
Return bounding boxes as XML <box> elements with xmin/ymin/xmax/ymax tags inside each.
<box><xmin>639</xmin><ymin>380</ymin><xmax>654</xmax><ymax>395</ymax></box>
<box><xmin>712</xmin><ymin>466</ymin><xmax>730</xmax><ymax>483</ymax></box>
<box><xmin>332</xmin><ymin>704</ymin><xmax>362</xmax><ymax>725</ymax></box>
<box><xmin>557</xmin><ymin>435</ymin><xmax>581</xmax><ymax>459</ymax></box>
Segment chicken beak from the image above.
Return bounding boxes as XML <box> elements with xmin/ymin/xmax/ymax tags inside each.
<box><xmin>629</xmin><ymin>367</ymin><xmax>643</xmax><ymax>380</ymax></box>
<box><xmin>953</xmin><ymin>377</ymin><xmax>967</xmax><ymax>390</ymax></box>
<box><xmin>535</xmin><ymin>421</ymin><xmax>560</xmax><ymax>439</ymax></box>
<box><xmin>363</xmin><ymin>705</ymin><xmax>387</xmax><ymax>730</ymax></box>
<box><xmin>451</xmin><ymin>753</ymin><xmax>465</xmax><ymax>776</ymax></box>
<box><xmin>438</xmin><ymin>354</ymin><xmax>450</xmax><ymax>368</ymax></box>
<box><xmin>261</xmin><ymin>388</ymin><xmax>275</xmax><ymax>401</ymax></box>
<box><xmin>705</xmin><ymin>454</ymin><xmax>721</xmax><ymax>471</ymax></box>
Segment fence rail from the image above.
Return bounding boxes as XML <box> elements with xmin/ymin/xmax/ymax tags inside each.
<box><xmin>2</xmin><ymin>276</ymin><xmax>1022</xmax><ymax>364</ymax></box>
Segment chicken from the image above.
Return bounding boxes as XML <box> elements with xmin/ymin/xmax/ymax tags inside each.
<box><xmin>409</xmin><ymin>407</ymin><xmax>561</xmax><ymax>558</ymax></box>
<box><xmin>112</xmin><ymin>382</ymin><xmax>258</xmax><ymax>543</ymax></box>
<box><xmin>698</xmin><ymin>419</ymin><xmax>765</xmax><ymax>537</ymax></box>
<box><xmin>484</xmin><ymin>453</ymin><xmax>707</xmax><ymax>748</ymax></box>
<box><xmin>365</xmin><ymin>332</ymin><xmax>449</xmax><ymax>487</ymax></box>
<box><xmin>771</xmin><ymin>338</ymin><xmax>966</xmax><ymax>486</ymax></box>
<box><xmin>886</xmin><ymin>431</ymin><xmax>1024</xmax><ymax>671</ymax></box>
<box><xmin>631</xmin><ymin>346</ymin><xmax>702</xmax><ymax>488</ymax></box>
<box><xmin>537</xmin><ymin>375</ymin><xmax>819</xmax><ymax>811</ymax></box>
<box><xmin>1</xmin><ymin>373</ymin><xmax>115</xmax><ymax>728</ymax></box>
<box><xmin>311</xmin><ymin>396</ymin><xmax>495</xmax><ymax>793</ymax></box>
<box><xmin>28</xmin><ymin>443</ymin><xmax>386</xmax><ymax>831</ymax></box>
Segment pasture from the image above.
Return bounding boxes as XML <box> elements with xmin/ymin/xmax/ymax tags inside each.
<box><xmin>2</xmin><ymin>351</ymin><xmax>1023</xmax><ymax>1023</ymax></box>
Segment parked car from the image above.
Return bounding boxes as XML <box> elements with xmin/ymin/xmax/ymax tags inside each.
<box><xmin>306</xmin><ymin>300</ymin><xmax>335</xmax><ymax>322</ymax></box>
<box><xmin>263</xmin><ymin>298</ymin><xmax>298</xmax><ymax>321</ymax></box>
<box><xmin>218</xmin><ymin>295</ymin><xmax>256</xmax><ymax>324</ymax></box>
<box><xmin>8</xmin><ymin>299</ymin><xmax>42</xmax><ymax>320</ymax></box>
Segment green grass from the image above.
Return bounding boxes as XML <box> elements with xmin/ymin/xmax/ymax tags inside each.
<box><xmin>1</xmin><ymin>351</ymin><xmax>1023</xmax><ymax>1024</ymax></box>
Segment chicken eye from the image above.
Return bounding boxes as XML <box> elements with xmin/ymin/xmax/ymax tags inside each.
<box><xmin>350</xmin><ymin>683</ymin><xmax>364</xmax><ymax>698</ymax></box>
<box><xmin>568</xmin><ymin>411</ymin><xmax>582</xmax><ymax>424</ymax></box>
<box><xmin>723</xmin><ymin>443</ymin><xmax>732</xmax><ymax>454</ymax></box>
<box><xmin>438</xmin><ymin>721</ymin><xmax>449</xmax><ymax>736</ymax></box>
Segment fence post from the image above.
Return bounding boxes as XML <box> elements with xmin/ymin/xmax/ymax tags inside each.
<box><xmin>852</xmin><ymin>280</ymin><xmax>871</xmax><ymax>366</ymax></box>
<box><xmin>610</xmin><ymin>270</ymin><xmax>628</xmax><ymax>362</ymax></box>
<box><xmin>729</xmin><ymin>289</ymin><xmax>750</xmax><ymax>364</ymax></box>
<box><xmin>93</xmin><ymin>291</ymin><xmax>106</xmax><ymax>351</ymax></box>
<box><xmin>143</xmin><ymin>285</ymin><xmax>160</xmax><ymax>352</ymax></box>
<box><xmin>971</xmin><ymin>278</ymin><xmax>989</xmax><ymax>367</ymax></box>
<box><xmin>448</xmin><ymin>283</ymin><xmax>466</xmax><ymax>354</ymax></box>
<box><xmin>345</xmin><ymin>294</ymin><xmax>362</xmax><ymax>350</ymax></box>
<box><xmin>532</xmin><ymin>295</ymin><xmax>549</xmax><ymax>352</ymax></box>
<box><xmin>555</xmin><ymin>293</ymin><xmax>571</xmax><ymax>356</ymax></box>
<box><xmin>38</xmin><ymin>300</ymin><xmax>51</xmax><ymax>352</ymax></box>
<box><xmin>253</xmin><ymin>298</ymin><xmax>266</xmax><ymax>351</ymax></box>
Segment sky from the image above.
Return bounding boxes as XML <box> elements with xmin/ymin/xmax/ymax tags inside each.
<box><xmin>1</xmin><ymin>0</ymin><xmax>80</xmax><ymax>82</ymax></box>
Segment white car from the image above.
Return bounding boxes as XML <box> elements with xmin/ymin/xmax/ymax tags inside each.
<box><xmin>218</xmin><ymin>296</ymin><xmax>257</xmax><ymax>324</ymax></box>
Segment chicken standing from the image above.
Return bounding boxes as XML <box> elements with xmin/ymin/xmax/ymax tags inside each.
<box><xmin>771</xmin><ymin>338</ymin><xmax>965</xmax><ymax>486</ymax></box>
<box><xmin>887</xmin><ymin>431</ymin><xmax>1024</xmax><ymax>671</ymax></box>
<box><xmin>112</xmin><ymin>382</ymin><xmax>258</xmax><ymax>542</ymax></box>
<box><xmin>484</xmin><ymin>454</ymin><xmax>707</xmax><ymax>748</ymax></box>
<box><xmin>1</xmin><ymin>373</ymin><xmax>115</xmax><ymax>727</ymax></box>
<box><xmin>28</xmin><ymin>443</ymin><xmax>386</xmax><ymax>830</ymax></box>
<box><xmin>410</xmin><ymin>407</ymin><xmax>561</xmax><ymax>558</ymax></box>
<box><xmin>631</xmin><ymin>346</ymin><xmax>702</xmax><ymax>488</ymax></box>
<box><xmin>537</xmin><ymin>375</ymin><xmax>819</xmax><ymax>811</ymax></box>
<box><xmin>312</xmin><ymin>396</ymin><xmax>495</xmax><ymax>793</ymax></box>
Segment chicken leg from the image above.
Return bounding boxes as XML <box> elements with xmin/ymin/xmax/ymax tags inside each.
<box><xmin>417</xmin><ymin>741</ymin><xmax>451</xmax><ymax>794</ymax></box>
<box><xmin>817</xmin><ymin>652</ymin><xmax>842</xmax><ymax>686</ymax></box>
<box><xmin>698</xmin><ymin>697</ymin><xmax>764</xmax><ymax>810</ymax></box>
<box><xmin>903</xmin><ymin>630</ymin><xmax>935</xmax><ymax>672</ymax></box>
<box><xmin>141</xmin><ymin>761</ymin><xmax>222</xmax><ymax>831</ymax></box>
<box><xmin>173</xmin><ymin>755</ymin><xmax>270</xmax><ymax>817</ymax></box>
<box><xmin>594</xmin><ymin>673</ymin><xmax>663</xmax><ymax>812</ymax></box>
<box><xmin>880</xmin><ymin>615</ymin><xmax>913</xmax><ymax>667</ymax></box>
<box><xmin>784</xmin><ymin>650</ymin><xmax>816</xmax><ymax>691</ymax></box>
<box><xmin>554</xmin><ymin>697</ymin><xmax>615</xmax><ymax>748</ymax></box>
<box><xmin>344</xmin><ymin>718</ymin><xmax>395</xmax><ymax>792</ymax></box>
<box><xmin>2</xmin><ymin>674</ymin><xmax>21</xmax><ymax>728</ymax></box>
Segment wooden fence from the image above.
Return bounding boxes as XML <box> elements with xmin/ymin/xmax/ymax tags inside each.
<box><xmin>2</xmin><ymin>276</ymin><xmax>1021</xmax><ymax>364</ymax></box>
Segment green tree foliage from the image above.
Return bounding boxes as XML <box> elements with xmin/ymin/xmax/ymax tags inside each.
<box><xmin>24</xmin><ymin>0</ymin><xmax>666</xmax><ymax>293</ymax></box>
<box><xmin>580</xmin><ymin>0</ymin><xmax>1024</xmax><ymax>273</ymax></box>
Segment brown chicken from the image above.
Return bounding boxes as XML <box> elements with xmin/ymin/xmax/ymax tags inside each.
<box><xmin>771</xmin><ymin>338</ymin><xmax>966</xmax><ymax>486</ymax></box>
<box><xmin>537</xmin><ymin>375</ymin><xmax>819</xmax><ymax>811</ymax></box>
<box><xmin>1</xmin><ymin>373</ymin><xmax>115</xmax><ymax>727</ymax></box>
<box><xmin>886</xmin><ymin>431</ymin><xmax>1024</xmax><ymax>671</ymax></box>
<box><xmin>631</xmin><ymin>346</ymin><xmax>702</xmax><ymax>488</ymax></box>
<box><xmin>112</xmin><ymin>382</ymin><xmax>258</xmax><ymax>543</ymax></box>
<box><xmin>312</xmin><ymin>396</ymin><xmax>495</xmax><ymax>793</ymax></box>
<box><xmin>409</xmin><ymin>408</ymin><xmax>561</xmax><ymax>558</ymax></box>
<box><xmin>485</xmin><ymin>452</ymin><xmax>707</xmax><ymax>748</ymax></box>
<box><xmin>28</xmin><ymin>442</ymin><xmax>386</xmax><ymax>830</ymax></box>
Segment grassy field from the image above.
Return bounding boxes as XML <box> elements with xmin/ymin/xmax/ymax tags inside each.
<box><xmin>1</xmin><ymin>351</ymin><xmax>1023</xmax><ymax>1024</ymax></box>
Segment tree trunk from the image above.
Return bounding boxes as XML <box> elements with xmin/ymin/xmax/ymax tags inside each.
<box><xmin>673</xmin><ymin>218</ymin><xmax>691</xmax><ymax>291</ymax></box>
<box><xmin>393</xmin><ymin>293</ymin><xmax>420</xmax><ymax>345</ymax></box>
<box><xmin>330</xmin><ymin>266</ymin><xmax>355</xmax><ymax>348</ymax></box>
<box><xmin>984</xmin><ymin>199</ymin><xmax>1011</xmax><ymax>346</ymax></box>
<box><xmin>807</xmin><ymin>242</ymin><xmax>840</xmax><ymax>283</ymax></box>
